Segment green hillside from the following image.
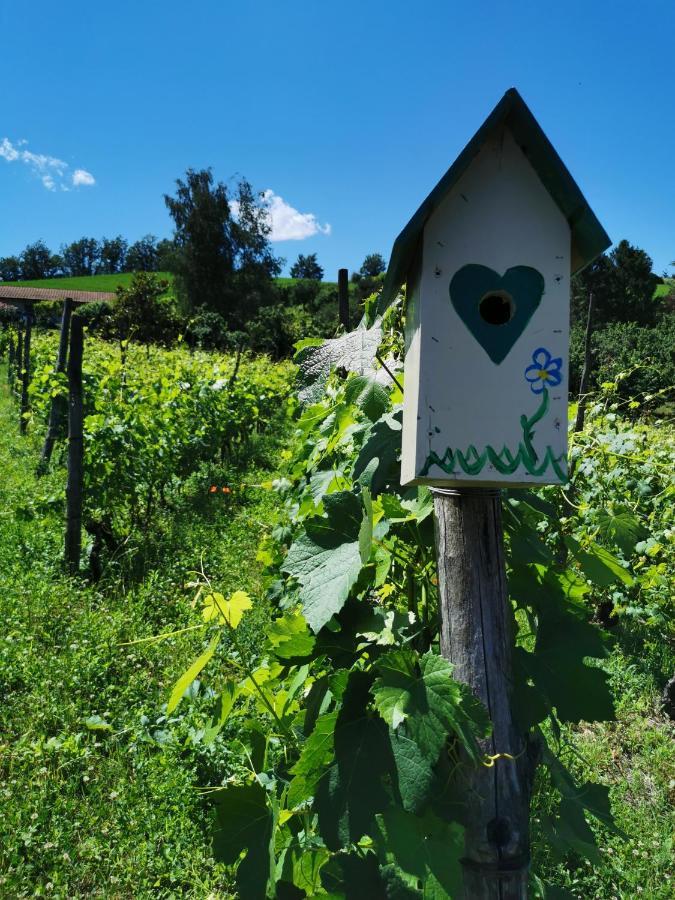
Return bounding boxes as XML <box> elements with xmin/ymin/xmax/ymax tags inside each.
<box><xmin>10</xmin><ymin>273</ymin><xmax>173</xmax><ymax>293</ymax></box>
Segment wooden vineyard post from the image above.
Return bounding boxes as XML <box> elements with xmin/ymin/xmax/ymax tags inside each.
<box><xmin>14</xmin><ymin>319</ymin><xmax>23</xmax><ymax>401</ymax></box>
<box><xmin>39</xmin><ymin>297</ymin><xmax>74</xmax><ymax>474</ymax></box>
<box><xmin>338</xmin><ymin>268</ymin><xmax>349</xmax><ymax>330</ymax></box>
<box><xmin>433</xmin><ymin>488</ymin><xmax>531</xmax><ymax>898</ymax></box>
<box><xmin>19</xmin><ymin>307</ymin><xmax>32</xmax><ymax>433</ymax></box>
<box><xmin>7</xmin><ymin>331</ymin><xmax>15</xmax><ymax>384</ymax></box>
<box><xmin>65</xmin><ymin>316</ymin><xmax>84</xmax><ymax>573</ymax></box>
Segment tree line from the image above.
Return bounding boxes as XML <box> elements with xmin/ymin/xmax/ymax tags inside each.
<box><xmin>0</xmin><ymin>234</ymin><xmax>175</xmax><ymax>282</ymax></box>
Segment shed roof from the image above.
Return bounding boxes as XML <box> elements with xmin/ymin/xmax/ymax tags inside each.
<box><xmin>0</xmin><ymin>285</ymin><xmax>116</xmax><ymax>304</ymax></box>
<box><xmin>378</xmin><ymin>88</ymin><xmax>611</xmax><ymax>313</ymax></box>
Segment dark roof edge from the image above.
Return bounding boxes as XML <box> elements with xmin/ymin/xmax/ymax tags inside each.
<box><xmin>377</xmin><ymin>88</ymin><xmax>610</xmax><ymax>315</ymax></box>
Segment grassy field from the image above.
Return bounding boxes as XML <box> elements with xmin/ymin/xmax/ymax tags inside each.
<box><xmin>11</xmin><ymin>273</ymin><xmax>173</xmax><ymax>293</ymax></box>
<box><xmin>7</xmin><ymin>273</ymin><xmax>338</xmax><ymax>294</ymax></box>
<box><xmin>0</xmin><ymin>377</ymin><xmax>284</xmax><ymax>897</ymax></box>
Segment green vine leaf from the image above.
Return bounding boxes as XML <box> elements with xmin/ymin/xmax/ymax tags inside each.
<box><xmin>372</xmin><ymin>650</ymin><xmax>490</xmax><ymax>765</ymax></box>
<box><xmin>283</xmin><ymin>491</ymin><xmax>368</xmax><ymax>632</ymax></box>
<box><xmin>267</xmin><ymin>612</ymin><xmax>316</xmax><ymax>661</ymax></box>
<box><xmin>287</xmin><ymin>712</ymin><xmax>337</xmax><ymax>808</ymax></box>
<box><xmin>353</xmin><ymin>409</ymin><xmax>402</xmax><ymax>495</ymax></box>
<box><xmin>375</xmin><ymin>806</ymin><xmax>465</xmax><ymax>899</ymax></box>
<box><xmin>212</xmin><ymin>782</ymin><xmax>276</xmax><ymax>898</ymax></box>
<box><xmin>345</xmin><ymin>374</ymin><xmax>391</xmax><ymax>422</ymax></box>
<box><xmin>295</xmin><ymin>318</ymin><xmax>383</xmax><ymax>405</ymax></box>
<box><xmin>315</xmin><ymin>671</ymin><xmax>395</xmax><ymax>850</ymax></box>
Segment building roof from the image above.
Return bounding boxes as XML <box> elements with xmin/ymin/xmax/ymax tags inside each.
<box><xmin>378</xmin><ymin>88</ymin><xmax>611</xmax><ymax>314</ymax></box>
<box><xmin>0</xmin><ymin>285</ymin><xmax>116</xmax><ymax>304</ymax></box>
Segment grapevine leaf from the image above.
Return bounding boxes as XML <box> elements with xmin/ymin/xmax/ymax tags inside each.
<box><xmin>267</xmin><ymin>612</ymin><xmax>316</xmax><ymax>660</ymax></box>
<box><xmin>315</xmin><ymin>671</ymin><xmax>395</xmax><ymax>850</ymax></box>
<box><xmin>375</xmin><ymin>806</ymin><xmax>464</xmax><ymax>900</ymax></box>
<box><xmin>283</xmin><ymin>491</ymin><xmax>368</xmax><ymax>632</ymax></box>
<box><xmin>595</xmin><ymin>507</ymin><xmax>648</xmax><ymax>555</ymax></box>
<box><xmin>372</xmin><ymin>650</ymin><xmax>490</xmax><ymax>765</ymax></box>
<box><xmin>353</xmin><ymin>409</ymin><xmax>403</xmax><ymax>496</ymax></box>
<box><xmin>212</xmin><ymin>782</ymin><xmax>275</xmax><ymax>898</ymax></box>
<box><xmin>388</xmin><ymin>728</ymin><xmax>435</xmax><ymax>813</ymax></box>
<box><xmin>288</xmin><ymin>847</ymin><xmax>331</xmax><ymax>895</ymax></box>
<box><xmin>203</xmin><ymin>680</ymin><xmax>240</xmax><ymax>744</ymax></box>
<box><xmin>565</xmin><ymin>536</ymin><xmax>634</xmax><ymax>587</ymax></box>
<box><xmin>202</xmin><ymin>590</ymin><xmax>252</xmax><ymax>628</ymax></box>
<box><xmin>167</xmin><ymin>634</ymin><xmax>219</xmax><ymax>715</ymax></box>
<box><xmin>295</xmin><ymin>318</ymin><xmax>383</xmax><ymax>405</ymax></box>
<box><xmin>320</xmin><ymin>851</ymin><xmax>387</xmax><ymax>898</ymax></box>
<box><xmin>287</xmin><ymin>712</ymin><xmax>337</xmax><ymax>808</ymax></box>
<box><xmin>345</xmin><ymin>374</ymin><xmax>390</xmax><ymax>422</ymax></box>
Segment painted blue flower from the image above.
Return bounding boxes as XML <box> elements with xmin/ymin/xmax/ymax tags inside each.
<box><xmin>524</xmin><ymin>347</ymin><xmax>562</xmax><ymax>394</ymax></box>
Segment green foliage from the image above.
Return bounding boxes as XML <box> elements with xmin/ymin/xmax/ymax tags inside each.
<box><xmin>571</xmin><ymin>240</ymin><xmax>661</xmax><ymax>327</ymax></box>
<box><xmin>570</xmin><ymin>318</ymin><xmax>675</xmax><ymax>409</ymax></box>
<box><xmin>290</xmin><ymin>253</ymin><xmax>324</xmax><ymax>280</ymax></box>
<box><xmin>165</xmin><ymin>169</ymin><xmax>281</xmax><ymax>326</ymax></box>
<box><xmin>158</xmin><ymin>292</ymin><xmax>672</xmax><ymax>896</ymax></box>
<box><xmin>108</xmin><ymin>271</ymin><xmax>179</xmax><ymax>345</ymax></box>
<box><xmin>27</xmin><ymin>331</ymin><xmax>294</xmax><ymax>554</ymax></box>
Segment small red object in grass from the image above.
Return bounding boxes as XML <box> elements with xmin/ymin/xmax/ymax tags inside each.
<box><xmin>222</xmin><ymin>487</ymin><xmax>232</xmax><ymax>494</ymax></box>
<box><xmin>209</xmin><ymin>485</ymin><xmax>217</xmax><ymax>493</ymax></box>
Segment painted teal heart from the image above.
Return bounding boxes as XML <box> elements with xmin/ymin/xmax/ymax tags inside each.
<box><xmin>449</xmin><ymin>264</ymin><xmax>545</xmax><ymax>364</ymax></box>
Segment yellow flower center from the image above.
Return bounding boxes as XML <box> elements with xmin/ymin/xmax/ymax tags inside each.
<box><xmin>538</xmin><ymin>369</ymin><xmax>549</xmax><ymax>380</ymax></box>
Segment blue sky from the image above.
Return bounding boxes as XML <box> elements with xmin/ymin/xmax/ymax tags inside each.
<box><xmin>1</xmin><ymin>0</ymin><xmax>673</xmax><ymax>277</ymax></box>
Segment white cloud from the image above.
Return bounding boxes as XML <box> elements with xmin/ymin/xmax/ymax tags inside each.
<box><xmin>262</xmin><ymin>189</ymin><xmax>331</xmax><ymax>241</ymax></box>
<box><xmin>72</xmin><ymin>168</ymin><xmax>96</xmax><ymax>187</ymax></box>
<box><xmin>0</xmin><ymin>137</ymin><xmax>95</xmax><ymax>191</ymax></box>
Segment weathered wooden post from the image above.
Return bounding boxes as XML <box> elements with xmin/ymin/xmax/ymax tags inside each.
<box><xmin>65</xmin><ymin>315</ymin><xmax>84</xmax><ymax>573</ymax></box>
<box><xmin>338</xmin><ymin>268</ymin><xmax>349</xmax><ymax>330</ymax></box>
<box><xmin>19</xmin><ymin>306</ymin><xmax>32</xmax><ymax>433</ymax></box>
<box><xmin>39</xmin><ymin>297</ymin><xmax>74</xmax><ymax>474</ymax></box>
<box><xmin>7</xmin><ymin>331</ymin><xmax>15</xmax><ymax>384</ymax></box>
<box><xmin>14</xmin><ymin>318</ymin><xmax>23</xmax><ymax>400</ymax></box>
<box><xmin>379</xmin><ymin>88</ymin><xmax>610</xmax><ymax>897</ymax></box>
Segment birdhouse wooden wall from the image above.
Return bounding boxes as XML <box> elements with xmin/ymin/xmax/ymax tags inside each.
<box><xmin>401</xmin><ymin>127</ymin><xmax>571</xmax><ymax>487</ymax></box>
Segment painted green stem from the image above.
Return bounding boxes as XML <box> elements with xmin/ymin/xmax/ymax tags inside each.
<box><xmin>420</xmin><ymin>389</ymin><xmax>567</xmax><ymax>480</ymax></box>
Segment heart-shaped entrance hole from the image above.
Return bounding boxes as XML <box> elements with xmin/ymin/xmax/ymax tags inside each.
<box><xmin>479</xmin><ymin>290</ymin><xmax>515</xmax><ymax>326</ymax></box>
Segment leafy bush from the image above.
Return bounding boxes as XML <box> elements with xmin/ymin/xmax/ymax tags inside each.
<box><xmin>570</xmin><ymin>318</ymin><xmax>675</xmax><ymax>409</ymax></box>
<box><xmin>28</xmin><ymin>334</ymin><xmax>295</xmax><ymax>544</ymax></box>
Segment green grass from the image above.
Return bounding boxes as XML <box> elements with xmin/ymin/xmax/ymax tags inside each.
<box><xmin>10</xmin><ymin>273</ymin><xmax>174</xmax><ymax>293</ymax></box>
<box><xmin>654</xmin><ymin>279</ymin><xmax>674</xmax><ymax>299</ymax></box>
<box><xmin>0</xmin><ymin>379</ymin><xmax>285</xmax><ymax>898</ymax></box>
<box><xmin>9</xmin><ymin>273</ymin><xmax>338</xmax><ymax>293</ymax></box>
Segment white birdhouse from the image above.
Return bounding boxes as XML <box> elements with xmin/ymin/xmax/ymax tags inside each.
<box><xmin>379</xmin><ymin>89</ymin><xmax>610</xmax><ymax>488</ymax></box>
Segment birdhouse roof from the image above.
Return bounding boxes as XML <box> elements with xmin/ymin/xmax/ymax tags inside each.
<box><xmin>378</xmin><ymin>88</ymin><xmax>610</xmax><ymax>313</ymax></box>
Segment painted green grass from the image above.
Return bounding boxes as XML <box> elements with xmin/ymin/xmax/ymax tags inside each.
<box><xmin>0</xmin><ymin>380</ymin><xmax>284</xmax><ymax>898</ymax></box>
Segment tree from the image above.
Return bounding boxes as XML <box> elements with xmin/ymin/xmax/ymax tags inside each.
<box><xmin>572</xmin><ymin>239</ymin><xmax>660</xmax><ymax>327</ymax></box>
<box><xmin>164</xmin><ymin>168</ymin><xmax>281</xmax><ymax>326</ymax></box>
<box><xmin>360</xmin><ymin>252</ymin><xmax>386</xmax><ymax>277</ymax></box>
<box><xmin>99</xmin><ymin>236</ymin><xmax>128</xmax><ymax>274</ymax></box>
<box><xmin>156</xmin><ymin>238</ymin><xmax>177</xmax><ymax>272</ymax></box>
<box><xmin>61</xmin><ymin>237</ymin><xmax>100</xmax><ymax>276</ymax></box>
<box><xmin>111</xmin><ymin>272</ymin><xmax>177</xmax><ymax>344</ymax></box>
<box><xmin>290</xmin><ymin>253</ymin><xmax>323</xmax><ymax>280</ymax></box>
<box><xmin>20</xmin><ymin>240</ymin><xmax>56</xmax><ymax>280</ymax></box>
<box><xmin>0</xmin><ymin>256</ymin><xmax>21</xmax><ymax>282</ymax></box>
<box><xmin>126</xmin><ymin>235</ymin><xmax>159</xmax><ymax>272</ymax></box>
